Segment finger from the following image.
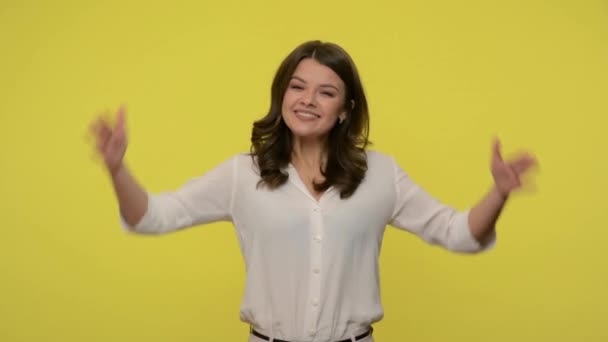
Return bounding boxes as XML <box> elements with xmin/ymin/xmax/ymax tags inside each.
<box><xmin>114</xmin><ymin>106</ymin><xmax>127</xmax><ymax>141</ymax></box>
<box><xmin>518</xmin><ymin>181</ymin><xmax>538</xmax><ymax>193</ymax></box>
<box><xmin>96</xmin><ymin>131</ymin><xmax>112</xmax><ymax>153</ymax></box>
<box><xmin>90</xmin><ymin>123</ymin><xmax>107</xmax><ymax>147</ymax></box>
<box><xmin>95</xmin><ymin>120</ymin><xmax>111</xmax><ymax>139</ymax></box>
<box><xmin>90</xmin><ymin>114</ymin><xmax>112</xmax><ymax>135</ymax></box>
<box><xmin>87</xmin><ymin>117</ymin><xmax>106</xmax><ymax>147</ymax></box>
<box><xmin>95</xmin><ymin>122</ymin><xmax>113</xmax><ymax>150</ymax></box>
<box><xmin>109</xmin><ymin>125</ymin><xmax>126</xmax><ymax>149</ymax></box>
<box><xmin>492</xmin><ymin>137</ymin><xmax>503</xmax><ymax>163</ymax></box>
<box><xmin>89</xmin><ymin>117</ymin><xmax>104</xmax><ymax>135</ymax></box>
<box><xmin>511</xmin><ymin>155</ymin><xmax>537</xmax><ymax>174</ymax></box>
<box><xmin>115</xmin><ymin>104</ymin><xmax>126</xmax><ymax>129</ymax></box>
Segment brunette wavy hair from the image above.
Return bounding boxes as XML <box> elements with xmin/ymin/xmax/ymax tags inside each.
<box><xmin>250</xmin><ymin>40</ymin><xmax>370</xmax><ymax>199</ymax></box>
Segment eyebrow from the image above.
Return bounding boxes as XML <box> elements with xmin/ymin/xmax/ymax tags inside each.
<box><xmin>291</xmin><ymin>76</ymin><xmax>340</xmax><ymax>92</ymax></box>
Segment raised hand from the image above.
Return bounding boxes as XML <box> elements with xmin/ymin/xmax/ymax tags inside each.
<box><xmin>491</xmin><ymin>138</ymin><xmax>537</xmax><ymax>197</ymax></box>
<box><xmin>90</xmin><ymin>105</ymin><xmax>128</xmax><ymax>175</ymax></box>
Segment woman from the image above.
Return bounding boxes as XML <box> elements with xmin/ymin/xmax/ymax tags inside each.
<box><xmin>90</xmin><ymin>40</ymin><xmax>536</xmax><ymax>342</ymax></box>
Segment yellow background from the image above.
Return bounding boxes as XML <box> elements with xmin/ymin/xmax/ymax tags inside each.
<box><xmin>1</xmin><ymin>0</ymin><xmax>607</xmax><ymax>341</ymax></box>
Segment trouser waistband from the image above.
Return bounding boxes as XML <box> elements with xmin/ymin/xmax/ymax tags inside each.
<box><xmin>250</xmin><ymin>326</ymin><xmax>373</xmax><ymax>342</ymax></box>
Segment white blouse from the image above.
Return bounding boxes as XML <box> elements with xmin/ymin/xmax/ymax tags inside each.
<box><xmin>121</xmin><ymin>150</ymin><xmax>494</xmax><ymax>341</ymax></box>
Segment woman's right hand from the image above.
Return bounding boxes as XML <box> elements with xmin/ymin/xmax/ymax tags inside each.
<box><xmin>90</xmin><ymin>105</ymin><xmax>128</xmax><ymax>176</ymax></box>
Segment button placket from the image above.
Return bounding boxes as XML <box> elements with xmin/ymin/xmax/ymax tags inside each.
<box><xmin>306</xmin><ymin>203</ymin><xmax>324</xmax><ymax>335</ymax></box>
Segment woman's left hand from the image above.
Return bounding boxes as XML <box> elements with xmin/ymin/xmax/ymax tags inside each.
<box><xmin>491</xmin><ymin>138</ymin><xmax>537</xmax><ymax>198</ymax></box>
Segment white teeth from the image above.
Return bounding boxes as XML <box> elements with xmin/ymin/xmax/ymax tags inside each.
<box><xmin>296</xmin><ymin>111</ymin><xmax>319</xmax><ymax>118</ymax></box>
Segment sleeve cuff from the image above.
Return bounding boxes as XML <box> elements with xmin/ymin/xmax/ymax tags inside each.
<box><xmin>451</xmin><ymin>209</ymin><xmax>497</xmax><ymax>253</ymax></box>
<box><xmin>119</xmin><ymin>193</ymin><xmax>153</xmax><ymax>233</ymax></box>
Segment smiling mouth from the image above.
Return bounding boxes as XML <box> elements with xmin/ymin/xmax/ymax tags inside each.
<box><xmin>295</xmin><ymin>110</ymin><xmax>321</xmax><ymax>119</ymax></box>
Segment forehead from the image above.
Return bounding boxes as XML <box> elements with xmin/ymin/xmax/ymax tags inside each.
<box><xmin>291</xmin><ymin>58</ymin><xmax>344</xmax><ymax>88</ymax></box>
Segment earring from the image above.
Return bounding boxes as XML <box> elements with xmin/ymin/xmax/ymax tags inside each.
<box><xmin>339</xmin><ymin>117</ymin><xmax>345</xmax><ymax>124</ymax></box>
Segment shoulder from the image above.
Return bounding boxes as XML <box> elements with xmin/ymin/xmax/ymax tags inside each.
<box><xmin>229</xmin><ymin>152</ymin><xmax>262</xmax><ymax>177</ymax></box>
<box><xmin>365</xmin><ymin>149</ymin><xmax>397</xmax><ymax>169</ymax></box>
<box><xmin>218</xmin><ymin>152</ymin><xmax>252</xmax><ymax>164</ymax></box>
<box><xmin>231</xmin><ymin>152</ymin><xmax>254</xmax><ymax>163</ymax></box>
<box><xmin>204</xmin><ymin>153</ymin><xmax>255</xmax><ymax>175</ymax></box>
<box><xmin>363</xmin><ymin>150</ymin><xmax>400</xmax><ymax>183</ymax></box>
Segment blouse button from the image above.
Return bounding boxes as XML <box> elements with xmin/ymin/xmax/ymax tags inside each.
<box><xmin>312</xmin><ymin>267</ymin><xmax>320</xmax><ymax>274</ymax></box>
<box><xmin>313</xmin><ymin>235</ymin><xmax>322</xmax><ymax>242</ymax></box>
<box><xmin>313</xmin><ymin>208</ymin><xmax>319</xmax><ymax>212</ymax></box>
<box><xmin>312</xmin><ymin>299</ymin><xmax>319</xmax><ymax>307</ymax></box>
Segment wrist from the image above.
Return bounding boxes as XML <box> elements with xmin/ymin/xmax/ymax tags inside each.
<box><xmin>492</xmin><ymin>185</ymin><xmax>509</xmax><ymax>201</ymax></box>
<box><xmin>109</xmin><ymin>162</ymin><xmax>126</xmax><ymax>178</ymax></box>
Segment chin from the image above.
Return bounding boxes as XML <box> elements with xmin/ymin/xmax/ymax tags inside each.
<box><xmin>289</xmin><ymin>130</ymin><xmax>331</xmax><ymax>142</ymax></box>
<box><xmin>284</xmin><ymin>118</ymin><xmax>334</xmax><ymax>141</ymax></box>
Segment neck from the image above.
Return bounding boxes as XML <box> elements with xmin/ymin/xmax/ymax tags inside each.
<box><xmin>291</xmin><ymin>136</ymin><xmax>328</xmax><ymax>170</ymax></box>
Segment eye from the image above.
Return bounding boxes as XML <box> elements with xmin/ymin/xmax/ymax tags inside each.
<box><xmin>321</xmin><ymin>91</ymin><xmax>336</xmax><ymax>97</ymax></box>
<box><xmin>289</xmin><ymin>84</ymin><xmax>304</xmax><ymax>90</ymax></box>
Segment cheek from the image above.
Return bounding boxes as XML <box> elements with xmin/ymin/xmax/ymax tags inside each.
<box><xmin>280</xmin><ymin>94</ymin><xmax>296</xmax><ymax>122</ymax></box>
<box><xmin>281</xmin><ymin>93</ymin><xmax>295</xmax><ymax>112</ymax></box>
<box><xmin>325</xmin><ymin>100</ymin><xmax>345</xmax><ymax>118</ymax></box>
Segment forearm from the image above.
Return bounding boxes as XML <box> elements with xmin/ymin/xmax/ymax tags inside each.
<box><xmin>468</xmin><ymin>186</ymin><xmax>508</xmax><ymax>244</ymax></box>
<box><xmin>110</xmin><ymin>163</ymin><xmax>148</xmax><ymax>227</ymax></box>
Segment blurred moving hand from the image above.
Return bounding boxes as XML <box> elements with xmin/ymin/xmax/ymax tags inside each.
<box><xmin>491</xmin><ymin>138</ymin><xmax>537</xmax><ymax>197</ymax></box>
<box><xmin>89</xmin><ymin>105</ymin><xmax>127</xmax><ymax>175</ymax></box>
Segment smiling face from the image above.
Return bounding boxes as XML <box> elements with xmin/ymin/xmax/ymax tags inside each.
<box><xmin>281</xmin><ymin>58</ymin><xmax>348</xmax><ymax>143</ymax></box>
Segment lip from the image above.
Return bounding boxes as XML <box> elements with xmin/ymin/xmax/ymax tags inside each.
<box><xmin>294</xmin><ymin>110</ymin><xmax>321</xmax><ymax>119</ymax></box>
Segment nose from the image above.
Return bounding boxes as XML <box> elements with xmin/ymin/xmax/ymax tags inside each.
<box><xmin>299</xmin><ymin>89</ymin><xmax>317</xmax><ymax>107</ymax></box>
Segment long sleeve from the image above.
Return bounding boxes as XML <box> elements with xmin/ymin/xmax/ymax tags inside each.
<box><xmin>120</xmin><ymin>155</ymin><xmax>238</xmax><ymax>234</ymax></box>
<box><xmin>388</xmin><ymin>157</ymin><xmax>495</xmax><ymax>253</ymax></box>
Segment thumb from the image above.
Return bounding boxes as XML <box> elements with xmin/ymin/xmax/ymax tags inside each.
<box><xmin>108</xmin><ymin>105</ymin><xmax>128</xmax><ymax>147</ymax></box>
<box><xmin>116</xmin><ymin>104</ymin><xmax>126</xmax><ymax>130</ymax></box>
<box><xmin>492</xmin><ymin>137</ymin><xmax>503</xmax><ymax>163</ymax></box>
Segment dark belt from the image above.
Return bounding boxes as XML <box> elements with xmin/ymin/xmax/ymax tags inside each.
<box><xmin>250</xmin><ymin>326</ymin><xmax>373</xmax><ymax>342</ymax></box>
